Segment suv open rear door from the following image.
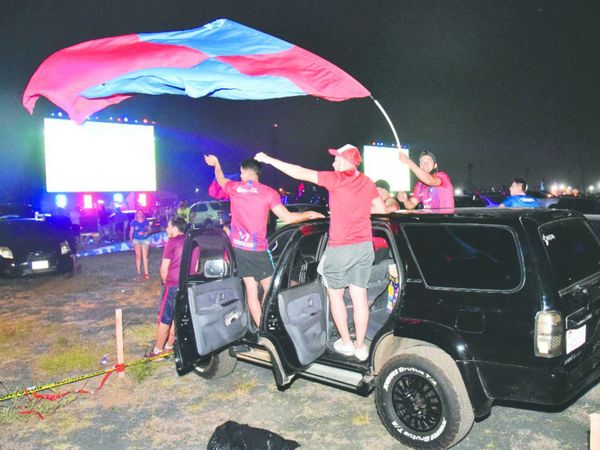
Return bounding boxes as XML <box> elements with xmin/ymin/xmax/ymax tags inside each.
<box><xmin>174</xmin><ymin>228</ymin><xmax>247</xmax><ymax>375</ymax></box>
<box><xmin>262</xmin><ymin>224</ymin><xmax>329</xmax><ymax>373</ymax></box>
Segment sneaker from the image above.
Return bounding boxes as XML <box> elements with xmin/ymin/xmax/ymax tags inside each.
<box><xmin>143</xmin><ymin>273</ymin><xmax>149</xmax><ymax>280</ymax></box>
<box><xmin>144</xmin><ymin>348</ymin><xmax>166</xmax><ymax>358</ymax></box>
<box><xmin>355</xmin><ymin>345</ymin><xmax>369</xmax><ymax>362</ymax></box>
<box><xmin>333</xmin><ymin>338</ymin><xmax>355</xmax><ymax>357</ymax></box>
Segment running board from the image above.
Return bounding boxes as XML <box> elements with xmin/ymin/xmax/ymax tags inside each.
<box><xmin>234</xmin><ymin>346</ymin><xmax>366</xmax><ymax>389</ymax></box>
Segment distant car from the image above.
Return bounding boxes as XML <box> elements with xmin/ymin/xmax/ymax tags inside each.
<box><xmin>189</xmin><ymin>201</ymin><xmax>230</xmax><ymax>227</ymax></box>
<box><xmin>550</xmin><ymin>196</ymin><xmax>600</xmax><ymax>214</ymax></box>
<box><xmin>0</xmin><ymin>212</ymin><xmax>75</xmax><ymax>276</ymax></box>
<box><xmin>0</xmin><ymin>203</ymin><xmax>35</xmax><ymax>219</ymax></box>
<box><xmin>525</xmin><ymin>190</ymin><xmax>557</xmax><ymax>208</ymax></box>
<box><xmin>453</xmin><ymin>194</ymin><xmax>489</xmax><ymax>208</ymax></box>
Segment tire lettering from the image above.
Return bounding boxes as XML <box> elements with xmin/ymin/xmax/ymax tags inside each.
<box><xmin>394</xmin><ymin>418</ymin><xmax>447</xmax><ymax>442</ymax></box>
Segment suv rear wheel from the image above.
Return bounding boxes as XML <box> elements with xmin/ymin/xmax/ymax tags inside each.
<box><xmin>375</xmin><ymin>347</ymin><xmax>474</xmax><ymax>449</ymax></box>
<box><xmin>193</xmin><ymin>349</ymin><xmax>237</xmax><ymax>379</ymax></box>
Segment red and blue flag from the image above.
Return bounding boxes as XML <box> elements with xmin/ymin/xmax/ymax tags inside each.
<box><xmin>23</xmin><ymin>18</ymin><xmax>371</xmax><ymax>123</ymax></box>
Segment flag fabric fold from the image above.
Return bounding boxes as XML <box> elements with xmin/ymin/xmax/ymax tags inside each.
<box><xmin>23</xmin><ymin>19</ymin><xmax>371</xmax><ymax>123</ymax></box>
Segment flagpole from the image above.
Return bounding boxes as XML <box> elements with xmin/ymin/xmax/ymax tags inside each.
<box><xmin>371</xmin><ymin>96</ymin><xmax>401</xmax><ymax>149</ymax></box>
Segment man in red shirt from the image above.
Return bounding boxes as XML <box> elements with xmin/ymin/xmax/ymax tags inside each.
<box><xmin>205</xmin><ymin>155</ymin><xmax>323</xmax><ymax>327</ymax></box>
<box><xmin>147</xmin><ymin>216</ymin><xmax>187</xmax><ymax>357</ymax></box>
<box><xmin>255</xmin><ymin>145</ymin><xmax>386</xmax><ymax>362</ymax></box>
<box><xmin>397</xmin><ymin>150</ymin><xmax>455</xmax><ymax>209</ymax></box>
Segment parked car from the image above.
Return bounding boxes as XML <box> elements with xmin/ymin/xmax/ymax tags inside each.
<box><xmin>525</xmin><ymin>190</ymin><xmax>557</xmax><ymax>208</ymax></box>
<box><xmin>172</xmin><ymin>207</ymin><xmax>600</xmax><ymax>448</ymax></box>
<box><xmin>550</xmin><ymin>195</ymin><xmax>600</xmax><ymax>214</ymax></box>
<box><xmin>189</xmin><ymin>201</ymin><xmax>230</xmax><ymax>227</ymax></box>
<box><xmin>0</xmin><ymin>212</ymin><xmax>75</xmax><ymax>276</ymax></box>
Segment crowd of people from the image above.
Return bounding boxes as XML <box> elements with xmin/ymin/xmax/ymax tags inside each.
<box><xmin>42</xmin><ymin>145</ymin><xmax>543</xmax><ymax>360</ymax></box>
<box><xmin>140</xmin><ymin>144</ymin><xmax>545</xmax><ymax>360</ymax></box>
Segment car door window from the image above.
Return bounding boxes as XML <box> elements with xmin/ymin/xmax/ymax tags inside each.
<box><xmin>187</xmin><ymin>231</ymin><xmax>231</xmax><ymax>281</ymax></box>
<box><xmin>287</xmin><ymin>233</ymin><xmax>324</xmax><ymax>288</ymax></box>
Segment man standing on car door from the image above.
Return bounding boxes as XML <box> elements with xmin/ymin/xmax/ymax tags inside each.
<box><xmin>255</xmin><ymin>145</ymin><xmax>386</xmax><ymax>361</ymax></box>
<box><xmin>204</xmin><ymin>155</ymin><xmax>323</xmax><ymax>328</ymax></box>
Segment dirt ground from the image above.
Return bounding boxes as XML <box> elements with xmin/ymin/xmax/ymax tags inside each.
<box><xmin>0</xmin><ymin>249</ymin><xmax>598</xmax><ymax>449</ymax></box>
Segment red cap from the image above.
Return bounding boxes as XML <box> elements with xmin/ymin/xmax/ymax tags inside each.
<box><xmin>328</xmin><ymin>144</ymin><xmax>361</xmax><ymax>166</ymax></box>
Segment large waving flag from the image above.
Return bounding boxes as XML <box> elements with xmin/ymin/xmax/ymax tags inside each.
<box><xmin>23</xmin><ymin>19</ymin><xmax>371</xmax><ymax>123</ymax></box>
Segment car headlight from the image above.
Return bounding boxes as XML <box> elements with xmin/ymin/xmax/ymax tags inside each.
<box><xmin>0</xmin><ymin>246</ymin><xmax>13</xmax><ymax>259</ymax></box>
<box><xmin>60</xmin><ymin>241</ymin><xmax>71</xmax><ymax>255</ymax></box>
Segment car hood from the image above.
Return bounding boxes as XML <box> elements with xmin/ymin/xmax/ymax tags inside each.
<box><xmin>0</xmin><ymin>219</ymin><xmax>65</xmax><ymax>256</ymax></box>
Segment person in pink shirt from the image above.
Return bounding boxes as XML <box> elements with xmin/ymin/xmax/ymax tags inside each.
<box><xmin>397</xmin><ymin>150</ymin><xmax>455</xmax><ymax>210</ymax></box>
<box><xmin>255</xmin><ymin>144</ymin><xmax>386</xmax><ymax>362</ymax></box>
<box><xmin>204</xmin><ymin>155</ymin><xmax>324</xmax><ymax>328</ymax></box>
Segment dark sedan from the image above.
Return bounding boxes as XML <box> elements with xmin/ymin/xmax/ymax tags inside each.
<box><xmin>0</xmin><ymin>217</ymin><xmax>75</xmax><ymax>276</ymax></box>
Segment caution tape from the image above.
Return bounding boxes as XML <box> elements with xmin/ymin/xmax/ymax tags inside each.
<box><xmin>0</xmin><ymin>351</ymin><xmax>173</xmax><ymax>403</ymax></box>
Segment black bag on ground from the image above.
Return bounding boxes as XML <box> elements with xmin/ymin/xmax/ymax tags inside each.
<box><xmin>207</xmin><ymin>420</ymin><xmax>300</xmax><ymax>450</ymax></box>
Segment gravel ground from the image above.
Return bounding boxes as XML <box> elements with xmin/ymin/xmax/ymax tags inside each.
<box><xmin>0</xmin><ymin>249</ymin><xmax>598</xmax><ymax>449</ymax></box>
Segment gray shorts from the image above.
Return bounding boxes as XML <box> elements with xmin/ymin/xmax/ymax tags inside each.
<box><xmin>318</xmin><ymin>241</ymin><xmax>374</xmax><ymax>289</ymax></box>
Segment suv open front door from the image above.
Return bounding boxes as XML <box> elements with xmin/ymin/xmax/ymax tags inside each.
<box><xmin>174</xmin><ymin>227</ymin><xmax>247</xmax><ymax>375</ymax></box>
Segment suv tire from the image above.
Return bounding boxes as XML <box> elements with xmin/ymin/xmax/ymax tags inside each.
<box><xmin>193</xmin><ymin>349</ymin><xmax>237</xmax><ymax>379</ymax></box>
<box><xmin>375</xmin><ymin>347</ymin><xmax>474</xmax><ymax>449</ymax></box>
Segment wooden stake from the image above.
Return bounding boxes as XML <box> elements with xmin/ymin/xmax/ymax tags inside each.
<box><xmin>591</xmin><ymin>413</ymin><xmax>600</xmax><ymax>450</ymax></box>
<box><xmin>115</xmin><ymin>308</ymin><xmax>125</xmax><ymax>379</ymax></box>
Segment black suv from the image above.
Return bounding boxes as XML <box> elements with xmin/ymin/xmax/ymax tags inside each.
<box><xmin>173</xmin><ymin>208</ymin><xmax>600</xmax><ymax>449</ymax></box>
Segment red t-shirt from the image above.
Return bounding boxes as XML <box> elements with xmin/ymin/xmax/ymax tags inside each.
<box><xmin>412</xmin><ymin>171</ymin><xmax>455</xmax><ymax>209</ymax></box>
<box><xmin>225</xmin><ymin>180</ymin><xmax>282</xmax><ymax>251</ymax></box>
<box><xmin>317</xmin><ymin>170</ymin><xmax>379</xmax><ymax>247</ymax></box>
<box><xmin>163</xmin><ymin>234</ymin><xmax>185</xmax><ymax>287</ymax></box>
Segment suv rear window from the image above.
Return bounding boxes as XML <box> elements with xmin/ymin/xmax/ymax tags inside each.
<box><xmin>404</xmin><ymin>224</ymin><xmax>522</xmax><ymax>291</ymax></box>
<box><xmin>539</xmin><ymin>218</ymin><xmax>600</xmax><ymax>290</ymax></box>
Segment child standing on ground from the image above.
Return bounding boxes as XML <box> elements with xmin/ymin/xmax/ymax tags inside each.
<box><xmin>146</xmin><ymin>216</ymin><xmax>187</xmax><ymax>357</ymax></box>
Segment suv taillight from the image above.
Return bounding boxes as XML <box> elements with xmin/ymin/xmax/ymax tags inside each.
<box><xmin>534</xmin><ymin>310</ymin><xmax>564</xmax><ymax>358</ymax></box>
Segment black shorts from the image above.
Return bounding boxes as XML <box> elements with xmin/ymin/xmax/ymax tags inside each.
<box><xmin>233</xmin><ymin>248</ymin><xmax>274</xmax><ymax>281</ymax></box>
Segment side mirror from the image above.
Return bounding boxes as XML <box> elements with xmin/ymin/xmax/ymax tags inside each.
<box><xmin>204</xmin><ymin>259</ymin><xmax>228</xmax><ymax>278</ymax></box>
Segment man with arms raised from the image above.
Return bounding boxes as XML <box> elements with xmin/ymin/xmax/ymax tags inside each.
<box><xmin>255</xmin><ymin>144</ymin><xmax>386</xmax><ymax>362</ymax></box>
<box><xmin>204</xmin><ymin>155</ymin><xmax>323</xmax><ymax>328</ymax></box>
<box><xmin>397</xmin><ymin>150</ymin><xmax>455</xmax><ymax>210</ymax></box>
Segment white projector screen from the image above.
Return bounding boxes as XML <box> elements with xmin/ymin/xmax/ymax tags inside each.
<box><xmin>44</xmin><ymin>118</ymin><xmax>156</xmax><ymax>192</ymax></box>
<box><xmin>363</xmin><ymin>145</ymin><xmax>411</xmax><ymax>192</ymax></box>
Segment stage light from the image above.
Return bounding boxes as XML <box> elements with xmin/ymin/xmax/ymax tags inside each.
<box><xmin>83</xmin><ymin>195</ymin><xmax>93</xmax><ymax>209</ymax></box>
<box><xmin>454</xmin><ymin>188</ymin><xmax>463</xmax><ymax>195</ymax></box>
<box><xmin>123</xmin><ymin>117</ymin><xmax>128</xmax><ymax>122</ymax></box>
<box><xmin>57</xmin><ymin>112</ymin><xmax>63</xmax><ymax>118</ymax></box>
<box><xmin>113</xmin><ymin>193</ymin><xmax>124</xmax><ymax>203</ymax></box>
<box><xmin>143</xmin><ymin>119</ymin><xmax>148</xmax><ymax>124</ymax></box>
<box><xmin>138</xmin><ymin>193</ymin><xmax>147</xmax><ymax>207</ymax></box>
<box><xmin>55</xmin><ymin>194</ymin><xmax>67</xmax><ymax>209</ymax></box>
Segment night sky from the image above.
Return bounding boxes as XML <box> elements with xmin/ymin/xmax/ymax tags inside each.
<box><xmin>1</xmin><ymin>1</ymin><xmax>599</xmax><ymax>203</ymax></box>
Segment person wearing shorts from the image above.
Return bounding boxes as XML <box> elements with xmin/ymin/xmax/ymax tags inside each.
<box><xmin>130</xmin><ymin>208</ymin><xmax>151</xmax><ymax>279</ymax></box>
<box><xmin>204</xmin><ymin>155</ymin><xmax>324</xmax><ymax>328</ymax></box>
<box><xmin>147</xmin><ymin>216</ymin><xmax>187</xmax><ymax>357</ymax></box>
<box><xmin>255</xmin><ymin>145</ymin><xmax>386</xmax><ymax>361</ymax></box>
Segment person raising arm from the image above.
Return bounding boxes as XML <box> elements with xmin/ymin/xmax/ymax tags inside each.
<box><xmin>397</xmin><ymin>150</ymin><xmax>454</xmax><ymax>210</ymax></box>
<box><xmin>204</xmin><ymin>154</ymin><xmax>323</xmax><ymax>327</ymax></box>
<box><xmin>256</xmin><ymin>144</ymin><xmax>385</xmax><ymax>362</ymax></box>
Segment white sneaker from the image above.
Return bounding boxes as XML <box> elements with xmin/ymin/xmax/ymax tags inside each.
<box><xmin>333</xmin><ymin>338</ymin><xmax>355</xmax><ymax>356</ymax></box>
<box><xmin>355</xmin><ymin>345</ymin><xmax>369</xmax><ymax>362</ymax></box>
